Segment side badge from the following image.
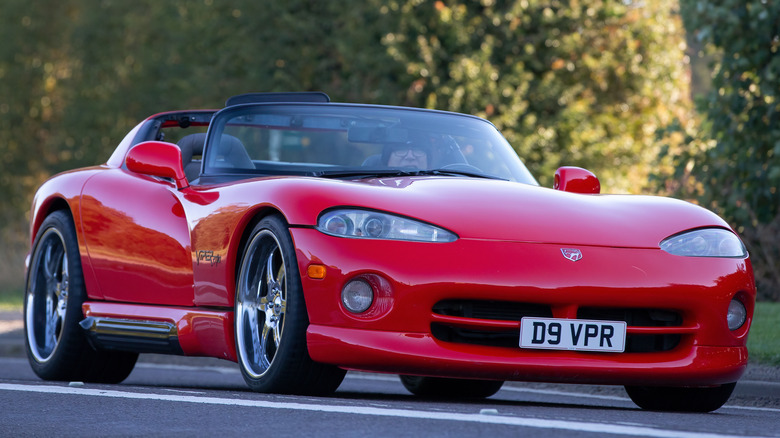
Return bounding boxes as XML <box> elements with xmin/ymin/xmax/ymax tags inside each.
<box><xmin>197</xmin><ymin>250</ymin><xmax>222</xmax><ymax>266</ymax></box>
<box><xmin>561</xmin><ymin>248</ymin><xmax>583</xmax><ymax>262</ymax></box>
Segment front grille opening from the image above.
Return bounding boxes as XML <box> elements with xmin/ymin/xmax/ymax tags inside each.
<box><xmin>577</xmin><ymin>307</ymin><xmax>683</xmax><ymax>327</ymax></box>
<box><xmin>432</xmin><ymin>300</ymin><xmax>553</xmax><ymax>320</ymax></box>
<box><xmin>431</xmin><ymin>302</ymin><xmax>683</xmax><ymax>353</ymax></box>
<box><xmin>430</xmin><ymin>324</ymin><xmax>681</xmax><ymax>353</ymax></box>
<box><xmin>431</xmin><ymin>323</ymin><xmax>519</xmax><ymax>348</ymax></box>
<box><xmin>626</xmin><ymin>334</ymin><xmax>681</xmax><ymax>353</ymax></box>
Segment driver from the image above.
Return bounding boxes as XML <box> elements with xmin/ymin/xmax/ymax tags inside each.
<box><xmin>366</xmin><ymin>130</ymin><xmax>467</xmax><ymax>170</ymax></box>
<box><xmin>382</xmin><ymin>130</ymin><xmax>433</xmax><ymax>169</ymax></box>
<box><xmin>385</xmin><ymin>142</ymin><xmax>430</xmax><ymax>169</ymax></box>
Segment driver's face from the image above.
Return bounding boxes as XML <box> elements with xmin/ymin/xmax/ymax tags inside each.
<box><xmin>387</xmin><ymin>147</ymin><xmax>428</xmax><ymax>169</ymax></box>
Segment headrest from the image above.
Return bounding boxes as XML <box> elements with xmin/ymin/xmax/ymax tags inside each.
<box><xmin>178</xmin><ymin>133</ymin><xmax>206</xmax><ymax>163</ymax></box>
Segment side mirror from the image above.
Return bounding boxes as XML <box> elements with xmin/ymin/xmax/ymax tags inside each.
<box><xmin>125</xmin><ymin>141</ymin><xmax>189</xmax><ymax>189</ymax></box>
<box><xmin>554</xmin><ymin>166</ymin><xmax>600</xmax><ymax>194</ymax></box>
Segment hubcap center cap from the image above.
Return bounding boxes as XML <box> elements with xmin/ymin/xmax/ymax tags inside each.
<box><xmin>271</xmin><ymin>294</ymin><xmax>283</xmax><ymax>316</ymax></box>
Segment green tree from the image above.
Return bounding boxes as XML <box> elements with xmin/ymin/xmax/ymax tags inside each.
<box><xmin>675</xmin><ymin>0</ymin><xmax>780</xmax><ymax>300</ymax></box>
<box><xmin>383</xmin><ymin>0</ymin><xmax>692</xmax><ymax>192</ymax></box>
<box><xmin>0</xmin><ymin>0</ymin><xmax>697</xmax><ymax>295</ymax></box>
<box><xmin>0</xmin><ymin>1</ymin><xmax>78</xmax><ymax>292</ymax></box>
<box><xmin>0</xmin><ymin>0</ymin><xmax>403</xmax><ymax>292</ymax></box>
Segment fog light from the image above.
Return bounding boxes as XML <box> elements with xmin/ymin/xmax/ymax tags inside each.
<box><xmin>342</xmin><ymin>279</ymin><xmax>374</xmax><ymax>313</ymax></box>
<box><xmin>727</xmin><ymin>299</ymin><xmax>747</xmax><ymax>331</ymax></box>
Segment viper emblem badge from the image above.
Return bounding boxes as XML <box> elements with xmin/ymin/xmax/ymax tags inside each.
<box><xmin>561</xmin><ymin>248</ymin><xmax>583</xmax><ymax>262</ymax></box>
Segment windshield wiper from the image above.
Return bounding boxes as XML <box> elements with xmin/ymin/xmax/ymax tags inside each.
<box><xmin>310</xmin><ymin>168</ymin><xmax>505</xmax><ymax>180</ymax></box>
<box><xmin>416</xmin><ymin>169</ymin><xmax>505</xmax><ymax>180</ymax></box>
<box><xmin>307</xmin><ymin>169</ymin><xmax>419</xmax><ymax>178</ymax></box>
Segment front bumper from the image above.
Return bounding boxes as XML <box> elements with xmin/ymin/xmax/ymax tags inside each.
<box><xmin>291</xmin><ymin>228</ymin><xmax>755</xmax><ymax>386</ymax></box>
<box><xmin>307</xmin><ymin>325</ymin><xmax>747</xmax><ymax>386</ymax></box>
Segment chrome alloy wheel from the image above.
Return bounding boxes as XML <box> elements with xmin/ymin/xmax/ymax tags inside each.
<box><xmin>25</xmin><ymin>228</ymin><xmax>70</xmax><ymax>363</ymax></box>
<box><xmin>236</xmin><ymin>229</ymin><xmax>288</xmax><ymax>379</ymax></box>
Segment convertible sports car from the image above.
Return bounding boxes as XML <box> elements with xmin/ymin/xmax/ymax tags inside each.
<box><xmin>25</xmin><ymin>92</ymin><xmax>755</xmax><ymax>412</ymax></box>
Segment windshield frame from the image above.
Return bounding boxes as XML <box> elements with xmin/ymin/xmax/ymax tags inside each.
<box><xmin>200</xmin><ymin>102</ymin><xmax>538</xmax><ymax>185</ymax></box>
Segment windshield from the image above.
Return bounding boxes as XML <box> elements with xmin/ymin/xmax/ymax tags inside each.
<box><xmin>201</xmin><ymin>103</ymin><xmax>538</xmax><ymax>185</ymax></box>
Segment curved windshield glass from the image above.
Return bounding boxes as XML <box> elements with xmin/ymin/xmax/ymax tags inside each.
<box><xmin>202</xmin><ymin>103</ymin><xmax>537</xmax><ymax>184</ymax></box>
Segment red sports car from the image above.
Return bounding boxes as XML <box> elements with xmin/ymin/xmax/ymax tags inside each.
<box><xmin>24</xmin><ymin>92</ymin><xmax>755</xmax><ymax>412</ymax></box>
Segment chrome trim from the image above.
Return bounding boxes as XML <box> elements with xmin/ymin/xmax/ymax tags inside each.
<box><xmin>80</xmin><ymin>317</ymin><xmax>182</xmax><ymax>354</ymax></box>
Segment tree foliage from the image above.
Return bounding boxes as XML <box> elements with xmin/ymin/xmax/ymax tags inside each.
<box><xmin>674</xmin><ymin>0</ymin><xmax>780</xmax><ymax>300</ymax></box>
<box><xmin>0</xmin><ymin>0</ymin><xmax>694</xmax><ymax>291</ymax></box>
<box><xmin>384</xmin><ymin>0</ymin><xmax>690</xmax><ymax>191</ymax></box>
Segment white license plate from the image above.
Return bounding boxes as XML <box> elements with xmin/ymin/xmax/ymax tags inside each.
<box><xmin>519</xmin><ymin>317</ymin><xmax>626</xmax><ymax>352</ymax></box>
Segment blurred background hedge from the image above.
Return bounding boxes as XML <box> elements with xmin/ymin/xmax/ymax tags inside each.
<box><xmin>1</xmin><ymin>0</ymin><xmax>777</xmax><ymax>300</ymax></box>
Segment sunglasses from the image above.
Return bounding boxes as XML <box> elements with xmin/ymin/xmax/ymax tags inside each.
<box><xmin>390</xmin><ymin>147</ymin><xmax>427</xmax><ymax>158</ymax></box>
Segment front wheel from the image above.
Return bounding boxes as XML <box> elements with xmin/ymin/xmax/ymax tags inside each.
<box><xmin>235</xmin><ymin>215</ymin><xmax>345</xmax><ymax>395</ymax></box>
<box><xmin>624</xmin><ymin>383</ymin><xmax>736</xmax><ymax>412</ymax></box>
<box><xmin>400</xmin><ymin>375</ymin><xmax>504</xmax><ymax>399</ymax></box>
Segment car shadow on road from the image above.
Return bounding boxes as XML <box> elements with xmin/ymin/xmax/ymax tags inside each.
<box><xmin>326</xmin><ymin>390</ymin><xmax>639</xmax><ymax>412</ymax></box>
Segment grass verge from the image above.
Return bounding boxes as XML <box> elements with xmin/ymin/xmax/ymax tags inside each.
<box><xmin>0</xmin><ymin>288</ymin><xmax>23</xmax><ymax>311</ymax></box>
<box><xmin>748</xmin><ymin>301</ymin><xmax>780</xmax><ymax>366</ymax></box>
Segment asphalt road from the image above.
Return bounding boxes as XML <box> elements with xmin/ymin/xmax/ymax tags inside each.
<box><xmin>2</xmin><ymin>310</ymin><xmax>779</xmax><ymax>437</ymax></box>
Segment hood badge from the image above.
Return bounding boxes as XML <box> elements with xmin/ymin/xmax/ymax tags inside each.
<box><xmin>561</xmin><ymin>248</ymin><xmax>583</xmax><ymax>262</ymax></box>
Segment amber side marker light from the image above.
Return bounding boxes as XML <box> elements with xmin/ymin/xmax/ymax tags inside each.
<box><xmin>307</xmin><ymin>264</ymin><xmax>327</xmax><ymax>279</ymax></box>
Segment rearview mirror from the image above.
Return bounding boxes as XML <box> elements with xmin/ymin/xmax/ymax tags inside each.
<box><xmin>554</xmin><ymin>166</ymin><xmax>600</xmax><ymax>194</ymax></box>
<box><xmin>125</xmin><ymin>141</ymin><xmax>189</xmax><ymax>189</ymax></box>
<box><xmin>348</xmin><ymin>126</ymin><xmax>408</xmax><ymax>144</ymax></box>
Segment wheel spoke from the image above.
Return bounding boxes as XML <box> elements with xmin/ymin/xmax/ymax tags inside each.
<box><xmin>43</xmin><ymin>241</ymin><xmax>64</xmax><ymax>283</ymax></box>
<box><xmin>272</xmin><ymin>318</ymin><xmax>282</xmax><ymax>348</ymax></box>
<box><xmin>246</xmin><ymin>305</ymin><xmax>262</xmax><ymax>365</ymax></box>
<box><xmin>273</xmin><ymin>295</ymin><xmax>286</xmax><ymax>347</ymax></box>
<box><xmin>277</xmin><ymin>268</ymin><xmax>286</xmax><ymax>294</ymax></box>
<box><xmin>265</xmin><ymin>249</ymin><xmax>278</xmax><ymax>291</ymax></box>
<box><xmin>44</xmin><ymin>295</ymin><xmax>58</xmax><ymax>354</ymax></box>
<box><xmin>254</xmin><ymin>271</ymin><xmax>264</xmax><ymax>302</ymax></box>
<box><xmin>258</xmin><ymin>323</ymin><xmax>272</xmax><ymax>369</ymax></box>
<box><xmin>56</xmin><ymin>251</ymin><xmax>68</xmax><ymax>320</ymax></box>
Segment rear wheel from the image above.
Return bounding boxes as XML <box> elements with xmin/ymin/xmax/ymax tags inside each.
<box><xmin>235</xmin><ymin>215</ymin><xmax>345</xmax><ymax>395</ymax></box>
<box><xmin>400</xmin><ymin>375</ymin><xmax>504</xmax><ymax>399</ymax></box>
<box><xmin>624</xmin><ymin>383</ymin><xmax>736</xmax><ymax>412</ymax></box>
<box><xmin>24</xmin><ymin>210</ymin><xmax>137</xmax><ymax>383</ymax></box>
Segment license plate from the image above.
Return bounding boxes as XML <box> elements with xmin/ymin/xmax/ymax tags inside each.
<box><xmin>519</xmin><ymin>317</ymin><xmax>626</xmax><ymax>352</ymax></box>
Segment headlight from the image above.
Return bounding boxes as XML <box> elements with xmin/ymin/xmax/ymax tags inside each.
<box><xmin>318</xmin><ymin>209</ymin><xmax>457</xmax><ymax>242</ymax></box>
<box><xmin>660</xmin><ymin>228</ymin><xmax>747</xmax><ymax>258</ymax></box>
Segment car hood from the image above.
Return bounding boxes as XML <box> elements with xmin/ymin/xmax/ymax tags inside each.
<box><xmin>215</xmin><ymin>175</ymin><xmax>732</xmax><ymax>249</ymax></box>
<box><xmin>342</xmin><ymin>177</ymin><xmax>730</xmax><ymax>248</ymax></box>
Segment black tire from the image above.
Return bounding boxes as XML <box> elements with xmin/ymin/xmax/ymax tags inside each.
<box><xmin>400</xmin><ymin>375</ymin><xmax>504</xmax><ymax>399</ymax></box>
<box><xmin>624</xmin><ymin>383</ymin><xmax>736</xmax><ymax>412</ymax></box>
<box><xmin>235</xmin><ymin>215</ymin><xmax>346</xmax><ymax>395</ymax></box>
<box><xmin>24</xmin><ymin>210</ymin><xmax>138</xmax><ymax>383</ymax></box>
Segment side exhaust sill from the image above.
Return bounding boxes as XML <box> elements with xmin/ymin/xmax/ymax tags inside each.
<box><xmin>80</xmin><ymin>317</ymin><xmax>183</xmax><ymax>355</ymax></box>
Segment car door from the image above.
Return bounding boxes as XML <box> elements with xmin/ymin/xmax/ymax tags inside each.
<box><xmin>80</xmin><ymin>167</ymin><xmax>194</xmax><ymax>306</ymax></box>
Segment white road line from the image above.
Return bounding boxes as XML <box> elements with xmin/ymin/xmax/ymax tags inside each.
<box><xmin>499</xmin><ymin>385</ymin><xmax>780</xmax><ymax>413</ymax></box>
<box><xmin>0</xmin><ymin>383</ymin><xmax>756</xmax><ymax>438</ymax></box>
<box><xmin>719</xmin><ymin>405</ymin><xmax>780</xmax><ymax>413</ymax></box>
<box><xmin>4</xmin><ymin>359</ymin><xmax>778</xmax><ymax>414</ymax></box>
